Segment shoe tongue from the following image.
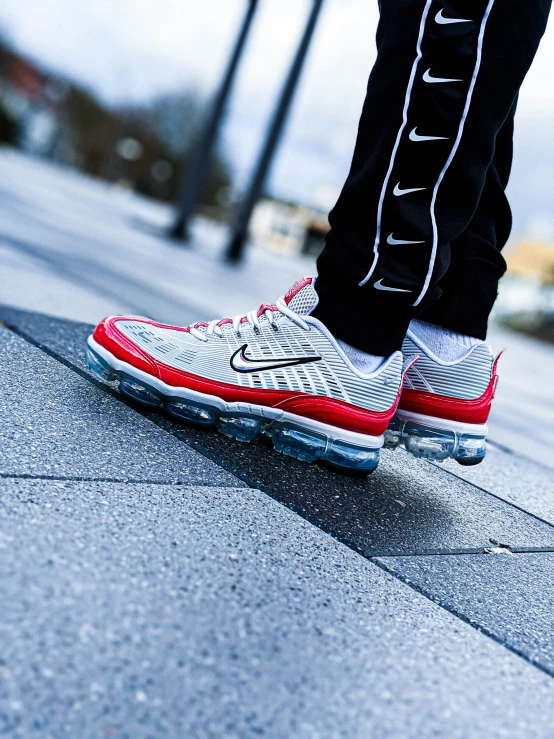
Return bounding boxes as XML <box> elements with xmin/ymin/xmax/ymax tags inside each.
<box><xmin>283</xmin><ymin>276</ymin><xmax>319</xmax><ymax>316</ymax></box>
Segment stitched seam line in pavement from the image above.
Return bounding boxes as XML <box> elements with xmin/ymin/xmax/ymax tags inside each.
<box><xmin>372</xmin><ymin>557</ymin><xmax>554</xmax><ymax>681</ymax></box>
<box><xmin>6</xmin><ymin>322</ymin><xmax>554</xmax><ymax>683</ymax></box>
<box><xmin>369</xmin><ymin>546</ymin><xmax>554</xmax><ymax>556</ymax></box>
<box><xmin>0</xmin><ymin>472</ymin><xmax>235</xmax><ymax>487</ymax></box>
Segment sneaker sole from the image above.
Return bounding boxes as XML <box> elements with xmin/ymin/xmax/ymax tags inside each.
<box><xmin>384</xmin><ymin>409</ymin><xmax>487</xmax><ymax>466</ymax></box>
<box><xmin>86</xmin><ymin>337</ymin><xmax>383</xmax><ymax>475</ymax></box>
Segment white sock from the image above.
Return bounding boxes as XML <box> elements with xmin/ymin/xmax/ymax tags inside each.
<box><xmin>409</xmin><ymin>319</ymin><xmax>483</xmax><ymax>362</ymax></box>
<box><xmin>337</xmin><ymin>339</ymin><xmax>385</xmax><ymax>374</ymax></box>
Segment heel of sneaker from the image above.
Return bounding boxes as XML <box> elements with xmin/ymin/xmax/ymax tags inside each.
<box><xmin>384</xmin><ymin>417</ymin><xmax>486</xmax><ymax>466</ymax></box>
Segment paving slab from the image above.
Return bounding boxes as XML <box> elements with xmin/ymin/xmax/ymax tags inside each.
<box><xmin>0</xmin><ymin>303</ymin><xmax>93</xmax><ymax>373</ymax></box>
<box><xmin>0</xmin><ymin>326</ymin><xmax>239</xmax><ymax>486</ymax></box>
<box><xmin>376</xmin><ymin>551</ymin><xmax>554</xmax><ymax>676</ymax></box>
<box><xmin>0</xmin><ymin>305</ymin><xmax>94</xmax><ymax>377</ymax></box>
<box><xmin>440</xmin><ymin>446</ymin><xmax>554</xmax><ymax>526</ymax></box>
<box><xmin>3</xmin><ymin>308</ymin><xmax>554</xmax><ymax>556</ymax></box>
<box><xmin>486</xmin><ymin>327</ymin><xmax>554</xmax><ymax>470</ymax></box>
<box><xmin>2</xmin><ymin>477</ymin><xmax>554</xmax><ymax>738</ymax></box>
<box><xmin>0</xmin><ymin>240</ymin><xmax>128</xmax><ymax>323</ymax></box>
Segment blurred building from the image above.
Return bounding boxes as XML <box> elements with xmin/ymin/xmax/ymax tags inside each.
<box><xmin>505</xmin><ymin>238</ymin><xmax>554</xmax><ymax>286</ymax></box>
<box><xmin>250</xmin><ymin>198</ymin><xmax>329</xmax><ymax>257</ymax></box>
<box><xmin>0</xmin><ymin>44</ymin><xmax>63</xmax><ymax>155</ymax></box>
<box><xmin>494</xmin><ymin>237</ymin><xmax>554</xmax><ymax>340</ymax></box>
<box><xmin>0</xmin><ymin>39</ymin><xmax>230</xmax><ymax>207</ymax></box>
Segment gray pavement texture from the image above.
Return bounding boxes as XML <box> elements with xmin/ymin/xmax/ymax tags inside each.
<box><xmin>0</xmin><ymin>326</ymin><xmax>239</xmax><ymax>487</ymax></box>
<box><xmin>3</xmin><ymin>477</ymin><xmax>554</xmax><ymax>739</ymax></box>
<box><xmin>3</xmin><ymin>309</ymin><xmax>554</xmax><ymax>736</ymax></box>
<box><xmin>440</xmin><ymin>446</ymin><xmax>554</xmax><ymax>525</ymax></box>
<box><xmin>377</xmin><ymin>552</ymin><xmax>554</xmax><ymax>674</ymax></box>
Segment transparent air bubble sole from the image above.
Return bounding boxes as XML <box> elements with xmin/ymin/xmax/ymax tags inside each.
<box><xmin>86</xmin><ymin>345</ymin><xmax>381</xmax><ymax>475</ymax></box>
<box><xmin>383</xmin><ymin>416</ymin><xmax>487</xmax><ymax>466</ymax></box>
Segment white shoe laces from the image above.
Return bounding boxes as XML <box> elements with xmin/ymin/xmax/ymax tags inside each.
<box><xmin>188</xmin><ymin>296</ymin><xmax>310</xmax><ymax>342</ymax></box>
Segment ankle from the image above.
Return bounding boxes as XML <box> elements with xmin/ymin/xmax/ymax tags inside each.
<box><xmin>409</xmin><ymin>320</ymin><xmax>483</xmax><ymax>362</ymax></box>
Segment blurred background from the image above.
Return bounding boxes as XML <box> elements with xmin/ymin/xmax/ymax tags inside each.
<box><xmin>1</xmin><ymin>0</ymin><xmax>553</xmax><ymax>464</ymax></box>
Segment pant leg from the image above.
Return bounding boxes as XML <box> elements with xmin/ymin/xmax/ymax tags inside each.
<box><xmin>312</xmin><ymin>0</ymin><xmax>551</xmax><ymax>355</ymax></box>
<box><xmin>417</xmin><ymin>99</ymin><xmax>516</xmax><ymax>338</ymax></box>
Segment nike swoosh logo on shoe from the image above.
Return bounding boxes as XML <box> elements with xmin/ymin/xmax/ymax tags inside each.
<box><xmin>230</xmin><ymin>344</ymin><xmax>321</xmax><ymax>373</ymax></box>
<box><xmin>393</xmin><ymin>183</ymin><xmax>427</xmax><ymax>197</ymax></box>
<box><xmin>387</xmin><ymin>233</ymin><xmax>425</xmax><ymax>245</ymax></box>
<box><xmin>409</xmin><ymin>127</ymin><xmax>448</xmax><ymax>142</ymax></box>
<box><xmin>373</xmin><ymin>279</ymin><xmax>412</xmax><ymax>293</ymax></box>
<box><xmin>435</xmin><ymin>9</ymin><xmax>471</xmax><ymax>24</ymax></box>
<box><xmin>423</xmin><ymin>68</ymin><xmax>462</xmax><ymax>84</ymax></box>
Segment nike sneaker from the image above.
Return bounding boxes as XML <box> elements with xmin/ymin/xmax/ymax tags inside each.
<box><xmin>384</xmin><ymin>328</ymin><xmax>500</xmax><ymax>466</ymax></box>
<box><xmin>86</xmin><ymin>277</ymin><xmax>406</xmax><ymax>474</ymax></box>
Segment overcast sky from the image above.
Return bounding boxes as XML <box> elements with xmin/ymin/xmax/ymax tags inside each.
<box><xmin>2</xmin><ymin>0</ymin><xmax>554</xmax><ymax>233</ymax></box>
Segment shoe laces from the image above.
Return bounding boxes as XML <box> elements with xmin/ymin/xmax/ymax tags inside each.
<box><xmin>187</xmin><ymin>296</ymin><xmax>310</xmax><ymax>342</ymax></box>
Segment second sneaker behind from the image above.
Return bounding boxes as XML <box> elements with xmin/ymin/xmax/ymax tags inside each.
<box><xmin>385</xmin><ymin>323</ymin><xmax>500</xmax><ymax>466</ymax></box>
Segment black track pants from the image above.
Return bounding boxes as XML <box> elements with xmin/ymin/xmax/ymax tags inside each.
<box><xmin>312</xmin><ymin>0</ymin><xmax>551</xmax><ymax>355</ymax></box>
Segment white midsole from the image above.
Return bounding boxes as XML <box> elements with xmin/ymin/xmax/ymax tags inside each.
<box><xmin>394</xmin><ymin>408</ymin><xmax>488</xmax><ymax>436</ymax></box>
<box><xmin>88</xmin><ymin>336</ymin><xmax>384</xmax><ymax>449</ymax></box>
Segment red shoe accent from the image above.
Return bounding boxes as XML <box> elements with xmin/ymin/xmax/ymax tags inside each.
<box><xmin>256</xmin><ymin>303</ymin><xmax>278</xmax><ymax>318</ymax></box>
<box><xmin>93</xmin><ymin>317</ymin><xmax>163</xmax><ymax>378</ymax></box>
<box><xmin>93</xmin><ymin>316</ymin><xmax>399</xmax><ymax>435</ymax></box>
<box><xmin>283</xmin><ymin>276</ymin><xmax>313</xmax><ymax>305</ymax></box>
<box><xmin>274</xmin><ymin>396</ymin><xmax>396</xmax><ymax>435</ymax></box>
<box><xmin>399</xmin><ymin>355</ymin><xmax>500</xmax><ymax>425</ymax></box>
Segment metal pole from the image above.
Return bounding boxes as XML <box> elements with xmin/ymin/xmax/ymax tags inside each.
<box><xmin>225</xmin><ymin>0</ymin><xmax>324</xmax><ymax>262</ymax></box>
<box><xmin>170</xmin><ymin>0</ymin><xmax>259</xmax><ymax>242</ymax></box>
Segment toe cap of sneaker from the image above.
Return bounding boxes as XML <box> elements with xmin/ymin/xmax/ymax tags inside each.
<box><xmin>92</xmin><ymin>316</ymin><xmax>162</xmax><ymax>378</ymax></box>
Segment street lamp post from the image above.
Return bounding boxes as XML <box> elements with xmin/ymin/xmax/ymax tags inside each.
<box><xmin>225</xmin><ymin>0</ymin><xmax>325</xmax><ymax>263</ymax></box>
<box><xmin>170</xmin><ymin>0</ymin><xmax>259</xmax><ymax>242</ymax></box>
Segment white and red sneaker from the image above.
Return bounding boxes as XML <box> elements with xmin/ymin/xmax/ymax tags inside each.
<box><xmin>385</xmin><ymin>327</ymin><xmax>500</xmax><ymax>466</ymax></box>
<box><xmin>86</xmin><ymin>277</ymin><xmax>406</xmax><ymax>474</ymax></box>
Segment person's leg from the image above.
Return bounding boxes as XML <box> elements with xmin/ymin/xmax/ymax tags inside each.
<box><xmin>417</xmin><ymin>99</ymin><xmax>517</xmax><ymax>336</ymax></box>
<box><xmin>313</xmin><ymin>0</ymin><xmax>551</xmax><ymax>356</ymax></box>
